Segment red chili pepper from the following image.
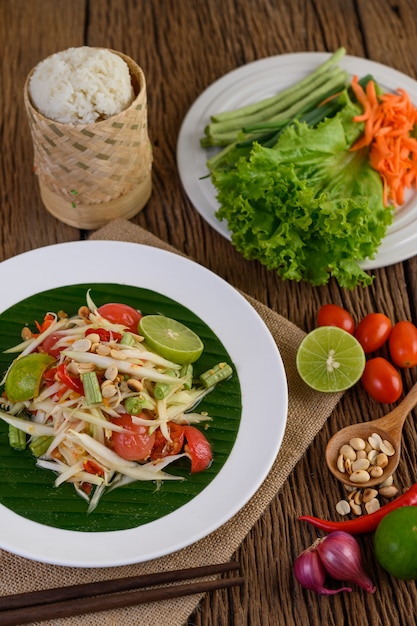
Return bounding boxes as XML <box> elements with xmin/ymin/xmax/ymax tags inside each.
<box><xmin>43</xmin><ymin>367</ymin><xmax>58</xmax><ymax>383</ymax></box>
<box><xmin>57</xmin><ymin>363</ymin><xmax>84</xmax><ymax>395</ymax></box>
<box><xmin>298</xmin><ymin>483</ymin><xmax>417</xmax><ymax>535</ymax></box>
<box><xmin>85</xmin><ymin>327</ymin><xmax>122</xmax><ymax>342</ymax></box>
<box><xmin>43</xmin><ymin>367</ymin><xmax>71</xmax><ymax>399</ymax></box>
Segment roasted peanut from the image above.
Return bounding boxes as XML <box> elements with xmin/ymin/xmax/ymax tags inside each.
<box><xmin>364</xmin><ymin>498</ymin><xmax>380</xmax><ymax>514</ymax></box>
<box><xmin>376</xmin><ymin>452</ymin><xmax>389</xmax><ymax>469</ymax></box>
<box><xmin>350</xmin><ymin>502</ymin><xmax>362</xmax><ymax>516</ymax></box>
<box><xmin>336</xmin><ymin>500</ymin><xmax>351</xmax><ymax>516</ymax></box>
<box><xmin>350</xmin><ymin>470</ymin><xmax>371</xmax><ymax>484</ymax></box>
<box><xmin>110</xmin><ymin>348</ymin><xmax>127</xmax><ymax>361</ymax></box>
<box><xmin>21</xmin><ymin>327</ymin><xmax>33</xmax><ymax>340</ymax></box>
<box><xmin>369</xmin><ymin>465</ymin><xmax>384</xmax><ymax>479</ymax></box>
<box><xmin>127</xmin><ymin>378</ymin><xmax>144</xmax><ymax>392</ymax></box>
<box><xmin>378</xmin><ymin>485</ymin><xmax>399</xmax><ymax>498</ymax></box>
<box><xmin>339</xmin><ymin>443</ymin><xmax>356</xmax><ymax>461</ymax></box>
<box><xmin>380</xmin><ymin>439</ymin><xmax>395</xmax><ymax>457</ymax></box>
<box><xmin>349</xmin><ymin>437</ymin><xmax>366</xmax><ymax>451</ymax></box>
<box><xmin>337</xmin><ymin>453</ymin><xmax>345</xmax><ymax>473</ymax></box>
<box><xmin>351</xmin><ymin>458</ymin><xmax>370</xmax><ymax>473</ymax></box>
<box><xmin>362</xmin><ymin>488</ymin><xmax>378</xmax><ymax>503</ymax></box>
<box><xmin>78</xmin><ymin>306</ymin><xmax>90</xmax><ymax>320</ymax></box>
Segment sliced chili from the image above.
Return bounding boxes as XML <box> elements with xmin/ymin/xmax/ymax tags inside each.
<box><xmin>298</xmin><ymin>483</ymin><xmax>417</xmax><ymax>535</ymax></box>
<box><xmin>85</xmin><ymin>327</ymin><xmax>122</xmax><ymax>342</ymax></box>
<box><xmin>57</xmin><ymin>363</ymin><xmax>84</xmax><ymax>395</ymax></box>
<box><xmin>43</xmin><ymin>365</ymin><xmax>67</xmax><ymax>397</ymax></box>
<box><xmin>43</xmin><ymin>367</ymin><xmax>58</xmax><ymax>383</ymax></box>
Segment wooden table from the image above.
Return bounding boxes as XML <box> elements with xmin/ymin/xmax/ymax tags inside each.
<box><xmin>1</xmin><ymin>1</ymin><xmax>417</xmax><ymax>624</ymax></box>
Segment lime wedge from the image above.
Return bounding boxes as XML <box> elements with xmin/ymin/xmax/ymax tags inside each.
<box><xmin>296</xmin><ymin>326</ymin><xmax>365</xmax><ymax>392</ymax></box>
<box><xmin>139</xmin><ymin>315</ymin><xmax>204</xmax><ymax>365</ymax></box>
<box><xmin>5</xmin><ymin>353</ymin><xmax>55</xmax><ymax>402</ymax></box>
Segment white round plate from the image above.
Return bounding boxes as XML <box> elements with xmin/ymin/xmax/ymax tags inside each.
<box><xmin>177</xmin><ymin>52</ymin><xmax>417</xmax><ymax>269</ymax></box>
<box><xmin>0</xmin><ymin>241</ymin><xmax>287</xmax><ymax>567</ymax></box>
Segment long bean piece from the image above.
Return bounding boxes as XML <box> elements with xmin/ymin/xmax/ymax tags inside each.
<box><xmin>201</xmin><ymin>47</ymin><xmax>348</xmax><ymax>147</ymax></box>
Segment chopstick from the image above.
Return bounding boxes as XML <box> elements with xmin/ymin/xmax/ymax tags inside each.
<box><xmin>0</xmin><ymin>561</ymin><xmax>243</xmax><ymax>626</ymax></box>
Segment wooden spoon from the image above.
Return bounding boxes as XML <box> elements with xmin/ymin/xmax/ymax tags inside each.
<box><xmin>326</xmin><ymin>381</ymin><xmax>417</xmax><ymax>488</ymax></box>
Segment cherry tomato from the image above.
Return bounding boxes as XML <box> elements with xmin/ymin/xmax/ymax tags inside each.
<box><xmin>97</xmin><ymin>303</ymin><xmax>142</xmax><ymax>334</ymax></box>
<box><xmin>41</xmin><ymin>331</ymin><xmax>66</xmax><ymax>357</ymax></box>
<box><xmin>317</xmin><ymin>304</ymin><xmax>355</xmax><ymax>334</ymax></box>
<box><xmin>150</xmin><ymin>422</ymin><xmax>185</xmax><ymax>460</ymax></box>
<box><xmin>361</xmin><ymin>357</ymin><xmax>403</xmax><ymax>403</ymax></box>
<box><xmin>183</xmin><ymin>425</ymin><xmax>213</xmax><ymax>473</ymax></box>
<box><xmin>354</xmin><ymin>313</ymin><xmax>392</xmax><ymax>353</ymax></box>
<box><xmin>389</xmin><ymin>321</ymin><xmax>417</xmax><ymax>368</ymax></box>
<box><xmin>111</xmin><ymin>413</ymin><xmax>155</xmax><ymax>461</ymax></box>
<box><xmin>83</xmin><ymin>459</ymin><xmax>105</xmax><ymax>477</ymax></box>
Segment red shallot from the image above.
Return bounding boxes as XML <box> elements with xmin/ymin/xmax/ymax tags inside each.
<box><xmin>294</xmin><ymin>545</ymin><xmax>352</xmax><ymax>595</ymax></box>
<box><xmin>316</xmin><ymin>531</ymin><xmax>376</xmax><ymax>593</ymax></box>
<box><xmin>294</xmin><ymin>531</ymin><xmax>376</xmax><ymax>595</ymax></box>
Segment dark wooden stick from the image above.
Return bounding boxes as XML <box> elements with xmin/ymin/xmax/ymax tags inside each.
<box><xmin>0</xmin><ymin>561</ymin><xmax>239</xmax><ymax>611</ymax></box>
<box><xmin>0</xmin><ymin>577</ymin><xmax>244</xmax><ymax>626</ymax></box>
<box><xmin>0</xmin><ymin>563</ymin><xmax>243</xmax><ymax>626</ymax></box>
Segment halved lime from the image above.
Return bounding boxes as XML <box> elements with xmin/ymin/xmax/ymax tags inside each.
<box><xmin>139</xmin><ymin>315</ymin><xmax>204</xmax><ymax>365</ymax></box>
<box><xmin>296</xmin><ymin>326</ymin><xmax>365</xmax><ymax>392</ymax></box>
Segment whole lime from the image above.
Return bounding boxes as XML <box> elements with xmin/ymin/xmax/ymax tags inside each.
<box><xmin>374</xmin><ymin>506</ymin><xmax>417</xmax><ymax>580</ymax></box>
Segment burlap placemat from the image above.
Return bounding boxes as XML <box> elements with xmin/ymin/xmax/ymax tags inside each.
<box><xmin>0</xmin><ymin>220</ymin><xmax>343</xmax><ymax>625</ymax></box>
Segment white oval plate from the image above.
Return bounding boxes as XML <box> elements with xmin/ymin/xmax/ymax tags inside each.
<box><xmin>0</xmin><ymin>241</ymin><xmax>287</xmax><ymax>567</ymax></box>
<box><xmin>177</xmin><ymin>52</ymin><xmax>417</xmax><ymax>269</ymax></box>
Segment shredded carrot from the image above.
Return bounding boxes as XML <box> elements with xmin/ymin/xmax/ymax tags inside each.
<box><xmin>350</xmin><ymin>75</ymin><xmax>417</xmax><ymax>207</ymax></box>
<box><xmin>34</xmin><ymin>313</ymin><xmax>55</xmax><ymax>335</ymax></box>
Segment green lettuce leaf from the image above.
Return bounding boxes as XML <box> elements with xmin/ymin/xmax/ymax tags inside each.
<box><xmin>213</xmin><ymin>97</ymin><xmax>394</xmax><ymax>288</ymax></box>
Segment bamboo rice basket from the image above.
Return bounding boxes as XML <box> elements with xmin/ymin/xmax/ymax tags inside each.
<box><xmin>23</xmin><ymin>49</ymin><xmax>152</xmax><ymax>229</ymax></box>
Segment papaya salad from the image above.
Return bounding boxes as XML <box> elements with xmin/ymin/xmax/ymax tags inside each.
<box><xmin>0</xmin><ymin>292</ymin><xmax>233</xmax><ymax>513</ymax></box>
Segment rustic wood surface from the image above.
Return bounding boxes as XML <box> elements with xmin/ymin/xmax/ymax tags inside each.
<box><xmin>1</xmin><ymin>1</ymin><xmax>417</xmax><ymax>624</ymax></box>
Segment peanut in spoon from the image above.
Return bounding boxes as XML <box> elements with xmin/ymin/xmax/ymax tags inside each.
<box><xmin>325</xmin><ymin>381</ymin><xmax>417</xmax><ymax>488</ymax></box>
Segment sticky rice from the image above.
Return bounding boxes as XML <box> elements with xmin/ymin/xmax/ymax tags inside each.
<box><xmin>28</xmin><ymin>47</ymin><xmax>135</xmax><ymax>124</ymax></box>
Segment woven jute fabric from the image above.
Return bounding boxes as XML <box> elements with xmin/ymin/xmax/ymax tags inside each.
<box><xmin>0</xmin><ymin>220</ymin><xmax>343</xmax><ymax>625</ymax></box>
<box><xmin>23</xmin><ymin>50</ymin><xmax>153</xmax><ymax>228</ymax></box>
